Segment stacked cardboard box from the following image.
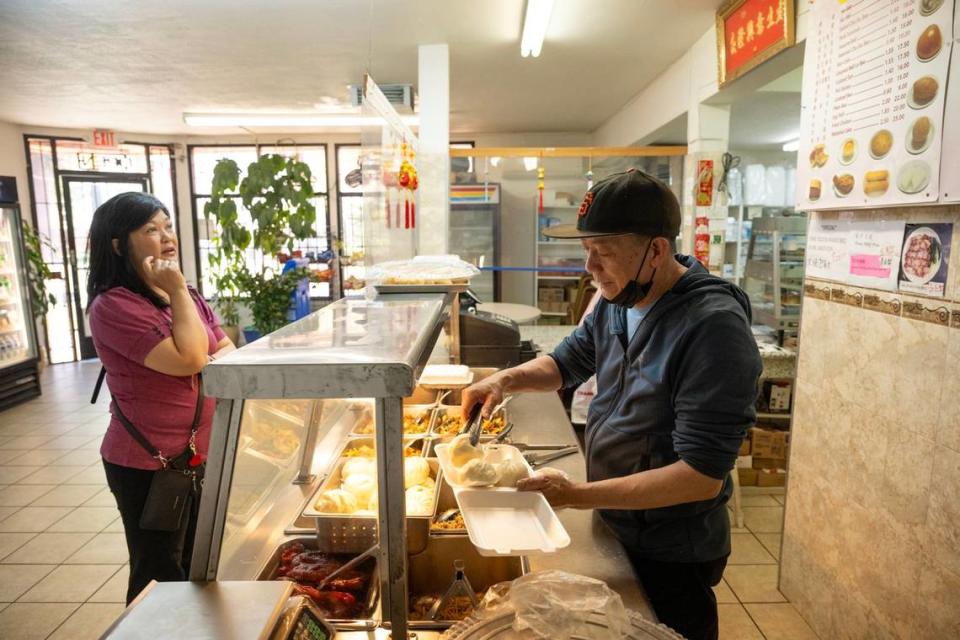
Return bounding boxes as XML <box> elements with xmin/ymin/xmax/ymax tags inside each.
<box><xmin>747</xmin><ymin>427</ymin><xmax>788</xmax><ymax>486</ymax></box>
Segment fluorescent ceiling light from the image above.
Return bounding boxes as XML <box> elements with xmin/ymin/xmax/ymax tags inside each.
<box><xmin>523</xmin><ymin>156</ymin><xmax>538</xmax><ymax>171</ymax></box>
<box><xmin>781</xmin><ymin>139</ymin><xmax>800</xmax><ymax>152</ymax></box>
<box><xmin>521</xmin><ymin>0</ymin><xmax>554</xmax><ymax>57</ymax></box>
<box><xmin>490</xmin><ymin>156</ymin><xmax>501</xmax><ymax>167</ymax></box>
<box><xmin>183</xmin><ymin>113</ymin><xmax>419</xmax><ymax>127</ymax></box>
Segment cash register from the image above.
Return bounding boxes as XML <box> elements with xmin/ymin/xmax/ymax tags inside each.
<box><xmin>458</xmin><ymin>295</ymin><xmax>537</xmax><ymax>368</ymax></box>
<box><xmin>100</xmin><ymin>581</ymin><xmax>337</xmax><ymax>640</ymax></box>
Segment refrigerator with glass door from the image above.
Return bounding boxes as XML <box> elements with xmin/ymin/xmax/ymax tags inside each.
<box><xmin>0</xmin><ymin>176</ymin><xmax>41</xmax><ymax>409</ymax></box>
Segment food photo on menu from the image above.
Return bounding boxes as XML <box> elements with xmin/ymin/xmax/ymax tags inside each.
<box><xmin>897</xmin><ymin>222</ymin><xmax>953</xmax><ymax>297</ymax></box>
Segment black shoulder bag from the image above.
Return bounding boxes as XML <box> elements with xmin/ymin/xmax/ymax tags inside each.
<box><xmin>93</xmin><ymin>367</ymin><xmax>206</xmax><ymax>532</ymax></box>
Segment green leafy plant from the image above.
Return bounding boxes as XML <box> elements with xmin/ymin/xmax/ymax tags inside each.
<box><xmin>204</xmin><ymin>154</ymin><xmax>317</xmax><ymax>335</ymax></box>
<box><xmin>21</xmin><ymin>224</ymin><xmax>57</xmax><ymax>318</ymax></box>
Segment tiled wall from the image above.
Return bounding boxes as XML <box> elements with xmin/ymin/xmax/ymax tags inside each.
<box><xmin>781</xmin><ymin>207</ymin><xmax>960</xmax><ymax>639</ymax></box>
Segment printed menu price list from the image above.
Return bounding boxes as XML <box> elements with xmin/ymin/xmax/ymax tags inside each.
<box><xmin>796</xmin><ymin>0</ymin><xmax>953</xmax><ymax>210</ymax></box>
<box><xmin>830</xmin><ymin>0</ymin><xmax>913</xmax><ymax>137</ymax></box>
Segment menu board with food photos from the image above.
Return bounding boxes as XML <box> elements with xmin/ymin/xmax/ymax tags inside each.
<box><xmin>796</xmin><ymin>0</ymin><xmax>954</xmax><ymax>210</ymax></box>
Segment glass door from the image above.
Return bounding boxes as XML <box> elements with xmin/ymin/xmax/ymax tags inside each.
<box><xmin>63</xmin><ymin>177</ymin><xmax>147</xmax><ymax>360</ymax></box>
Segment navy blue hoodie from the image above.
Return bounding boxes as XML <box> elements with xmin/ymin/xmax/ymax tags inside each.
<box><xmin>550</xmin><ymin>255</ymin><xmax>762</xmax><ymax>562</ymax></box>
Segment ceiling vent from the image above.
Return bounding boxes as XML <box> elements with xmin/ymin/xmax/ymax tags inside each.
<box><xmin>349</xmin><ymin>83</ymin><xmax>415</xmax><ymax>113</ymax></box>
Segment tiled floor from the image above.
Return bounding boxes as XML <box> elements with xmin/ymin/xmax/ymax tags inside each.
<box><xmin>0</xmin><ymin>360</ymin><xmax>820</xmax><ymax>639</ymax></box>
<box><xmin>0</xmin><ymin>361</ymin><xmax>126</xmax><ymax>640</ymax></box>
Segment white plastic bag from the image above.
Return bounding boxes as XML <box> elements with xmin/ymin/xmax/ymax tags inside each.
<box><xmin>570</xmin><ymin>375</ymin><xmax>596</xmax><ymax>425</ymax></box>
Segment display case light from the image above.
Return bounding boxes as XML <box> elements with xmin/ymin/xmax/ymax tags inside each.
<box><xmin>523</xmin><ymin>156</ymin><xmax>539</xmax><ymax>171</ymax></box>
<box><xmin>521</xmin><ymin>0</ymin><xmax>554</xmax><ymax>57</ymax></box>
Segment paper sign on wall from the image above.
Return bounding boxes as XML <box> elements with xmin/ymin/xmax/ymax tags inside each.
<box><xmin>846</xmin><ymin>219</ymin><xmax>906</xmax><ymax>291</ymax></box>
<box><xmin>805</xmin><ymin>217</ymin><xmax>850</xmax><ymax>280</ymax></box>
<box><xmin>796</xmin><ymin>0</ymin><xmax>954</xmax><ymax>209</ymax></box>
<box><xmin>898</xmin><ymin>222</ymin><xmax>953</xmax><ymax>296</ymax></box>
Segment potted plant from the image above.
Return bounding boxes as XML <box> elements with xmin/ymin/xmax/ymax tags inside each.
<box><xmin>22</xmin><ymin>223</ymin><xmax>57</xmax><ymax>367</ymax></box>
<box><xmin>205</xmin><ymin>153</ymin><xmax>317</xmax><ymax>340</ymax></box>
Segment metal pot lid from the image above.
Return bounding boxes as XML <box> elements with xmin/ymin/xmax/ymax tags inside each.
<box><xmin>442</xmin><ymin>609</ymin><xmax>686</xmax><ymax>640</ymax></box>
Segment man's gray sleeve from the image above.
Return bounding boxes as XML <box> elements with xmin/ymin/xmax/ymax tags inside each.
<box><xmin>548</xmin><ymin>308</ymin><xmax>598</xmax><ymax>389</ymax></box>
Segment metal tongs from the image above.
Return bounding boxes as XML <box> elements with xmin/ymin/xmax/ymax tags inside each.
<box><xmin>428</xmin><ymin>559</ymin><xmax>478</xmax><ymax>621</ymax></box>
<box><xmin>315</xmin><ymin>542</ymin><xmax>379</xmax><ymax>590</ymax></box>
<box><xmin>523</xmin><ymin>445</ymin><xmax>580</xmax><ymax>468</ymax></box>
<box><xmin>461</xmin><ymin>403</ymin><xmax>485</xmax><ymax>446</ymax></box>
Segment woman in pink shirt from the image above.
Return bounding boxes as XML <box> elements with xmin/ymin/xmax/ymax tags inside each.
<box><xmin>86</xmin><ymin>192</ymin><xmax>234</xmax><ymax>604</ymax></box>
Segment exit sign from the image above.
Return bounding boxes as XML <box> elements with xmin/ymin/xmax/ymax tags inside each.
<box><xmin>92</xmin><ymin>129</ymin><xmax>116</xmax><ymax>147</ymax></box>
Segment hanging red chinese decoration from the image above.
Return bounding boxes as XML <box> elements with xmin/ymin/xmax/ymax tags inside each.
<box><xmin>398</xmin><ymin>141</ymin><xmax>418</xmax><ymax>229</ymax></box>
<box><xmin>537</xmin><ymin>165</ymin><xmax>545</xmax><ymax>213</ymax></box>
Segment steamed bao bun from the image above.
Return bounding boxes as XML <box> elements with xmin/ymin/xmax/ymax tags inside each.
<box><xmin>457</xmin><ymin>458</ymin><xmax>501</xmax><ymax>486</ymax></box>
<box><xmin>404</xmin><ymin>457</ymin><xmax>431</xmax><ymax>489</ymax></box>
<box><xmin>449</xmin><ymin>434</ymin><xmax>482</xmax><ymax>467</ymax></box>
<box><xmin>342</xmin><ymin>457</ymin><xmax>376</xmax><ymax>479</ymax></box>
<box><xmin>315</xmin><ymin>489</ymin><xmax>358</xmax><ymax>513</ymax></box>
<box><xmin>405</xmin><ymin>485</ymin><xmax>434</xmax><ymax>515</ymax></box>
<box><xmin>495</xmin><ymin>457</ymin><xmax>530</xmax><ymax>488</ymax></box>
<box><xmin>342</xmin><ymin>473</ymin><xmax>377</xmax><ymax>504</ymax></box>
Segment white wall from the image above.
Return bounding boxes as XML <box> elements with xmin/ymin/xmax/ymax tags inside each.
<box><xmin>0</xmin><ymin>121</ymin><xmax>30</xmax><ymax>210</ymax></box>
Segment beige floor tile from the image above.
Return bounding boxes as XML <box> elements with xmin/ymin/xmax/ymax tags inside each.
<box><xmin>0</xmin><ymin>602</ymin><xmax>79</xmax><ymax>640</ymax></box>
<box><xmin>0</xmin><ymin>533</ymin><xmax>35</xmax><ymax>561</ymax></box>
<box><xmin>729</xmin><ymin>533</ymin><xmax>777</xmax><ymax>565</ymax></box>
<box><xmin>740</xmin><ymin>494</ymin><xmax>782</xmax><ymax>507</ymax></box>
<box><xmin>0</xmin><ymin>436</ymin><xmax>56</xmax><ymax>450</ymax></box>
<box><xmin>0</xmin><ymin>564</ymin><xmax>56</xmax><ymax>601</ymax></box>
<box><xmin>713</xmin><ymin>578</ymin><xmax>739</xmax><ymax>604</ymax></box>
<box><xmin>65</xmin><ymin>533</ymin><xmax>128</xmax><ymax>564</ymax></box>
<box><xmin>15</xmin><ymin>466</ymin><xmax>88</xmax><ymax>485</ymax></box>
<box><xmin>63</xmin><ymin>464</ymin><xmax>107</xmax><ymax>485</ymax></box>
<box><xmin>755</xmin><ymin>533</ymin><xmax>782</xmax><ymax>561</ymax></box>
<box><xmin>18</xmin><ymin>564</ymin><xmax>120</xmax><ymax>603</ymax></box>
<box><xmin>724</xmin><ymin>565</ymin><xmax>786</xmax><ymax>603</ymax></box>
<box><xmin>49</xmin><ymin>602</ymin><xmax>125</xmax><ymax>640</ymax></box>
<box><xmin>0</xmin><ymin>424</ymin><xmax>41</xmax><ymax>438</ymax></box>
<box><xmin>2</xmin><ymin>532</ymin><xmax>96</xmax><ymax>564</ymax></box>
<box><xmin>745</xmin><ymin>603</ymin><xmax>820</xmax><ymax>639</ymax></box>
<box><xmin>50</xmin><ymin>449</ymin><xmax>101</xmax><ymax>467</ymax></box>
<box><xmin>718</xmin><ymin>603</ymin><xmax>765</xmax><ymax>639</ymax></box>
<box><xmin>102</xmin><ymin>517</ymin><xmax>124</xmax><ymax>533</ymax></box>
<box><xmin>29</xmin><ymin>485</ymin><xmax>104</xmax><ymax>508</ymax></box>
<box><xmin>0</xmin><ymin>485</ymin><xmax>56</xmax><ymax>507</ymax></box>
<box><xmin>47</xmin><ymin>507</ymin><xmax>120</xmax><ymax>533</ymax></box>
<box><xmin>82</xmin><ymin>488</ymin><xmax>117</xmax><ymax>508</ymax></box>
<box><xmin>6</xmin><ymin>450</ymin><xmax>67</xmax><ymax>466</ymax></box>
<box><xmin>0</xmin><ymin>506</ymin><xmax>17</xmax><ymax>522</ymax></box>
<box><xmin>88</xmin><ymin>565</ymin><xmax>128</xmax><ymax>603</ymax></box>
<box><xmin>0</xmin><ymin>507</ymin><xmax>73</xmax><ymax>533</ymax></box>
<box><xmin>63</xmin><ymin>425</ymin><xmax>107</xmax><ymax>439</ymax></box>
<box><xmin>0</xmin><ymin>450</ymin><xmax>27</xmax><ymax>464</ymax></box>
<box><xmin>38</xmin><ymin>435</ymin><xmax>96</xmax><ymax>451</ymax></box>
<box><xmin>743</xmin><ymin>506</ymin><xmax>784</xmax><ymax>533</ymax></box>
<box><xmin>76</xmin><ymin>438</ymin><xmax>104</xmax><ymax>451</ymax></box>
<box><xmin>0</xmin><ymin>467</ymin><xmax>41</xmax><ymax>484</ymax></box>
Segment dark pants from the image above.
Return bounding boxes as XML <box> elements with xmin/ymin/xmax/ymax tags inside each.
<box><xmin>627</xmin><ymin>552</ymin><xmax>728</xmax><ymax>640</ymax></box>
<box><xmin>103</xmin><ymin>460</ymin><xmax>200</xmax><ymax>605</ymax></box>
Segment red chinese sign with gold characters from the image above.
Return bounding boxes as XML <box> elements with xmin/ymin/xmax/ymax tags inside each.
<box><xmin>717</xmin><ymin>0</ymin><xmax>795</xmax><ymax>86</ymax></box>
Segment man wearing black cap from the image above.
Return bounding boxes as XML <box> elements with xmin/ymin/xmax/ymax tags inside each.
<box><xmin>461</xmin><ymin>169</ymin><xmax>762</xmax><ymax>640</ymax></box>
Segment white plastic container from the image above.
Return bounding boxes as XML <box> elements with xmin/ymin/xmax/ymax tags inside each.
<box><xmin>457</xmin><ymin>490</ymin><xmax>571</xmax><ymax>556</ymax></box>
<box><xmin>419</xmin><ymin>364</ymin><xmax>474</xmax><ymax>389</ymax></box>
<box><xmin>434</xmin><ymin>443</ymin><xmax>533</xmax><ymax>490</ymax></box>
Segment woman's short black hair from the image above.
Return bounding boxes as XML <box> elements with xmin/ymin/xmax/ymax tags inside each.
<box><xmin>86</xmin><ymin>192</ymin><xmax>171</xmax><ymax>310</ymax></box>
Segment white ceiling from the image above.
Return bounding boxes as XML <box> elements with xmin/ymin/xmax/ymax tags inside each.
<box><xmin>0</xmin><ymin>0</ymin><xmax>724</xmax><ymax>136</ymax></box>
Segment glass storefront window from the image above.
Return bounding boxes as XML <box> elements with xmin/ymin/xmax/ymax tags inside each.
<box><xmin>55</xmin><ymin>140</ymin><xmax>148</xmax><ymax>173</ymax></box>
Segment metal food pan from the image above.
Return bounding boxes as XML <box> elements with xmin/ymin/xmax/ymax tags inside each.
<box><xmin>349</xmin><ymin>404</ymin><xmax>436</xmax><ymax>439</ymax></box>
<box><xmin>303</xmin><ymin>458</ymin><xmax>442</xmax><ymax>554</ymax></box>
<box><xmin>429</xmin><ymin>475</ymin><xmax>466</xmax><ymax>537</ymax></box>
<box><xmin>404</xmin><ymin>386</ymin><xmax>439</xmax><ymax>406</ymax></box>
<box><xmin>429</xmin><ymin>405</ymin><xmax>510</xmax><ymax>441</ymax></box>
<box><xmin>340</xmin><ymin>436</ymin><xmax>429</xmax><ymax>459</ymax></box>
<box><xmin>256</xmin><ymin>537</ymin><xmax>379</xmax><ymax>629</ymax></box>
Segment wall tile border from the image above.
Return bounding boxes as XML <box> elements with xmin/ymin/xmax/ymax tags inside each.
<box><xmin>863</xmin><ymin>292</ymin><xmax>902</xmax><ymax>316</ymax></box>
<box><xmin>804</xmin><ymin>277</ymin><xmax>960</xmax><ymax>330</ymax></box>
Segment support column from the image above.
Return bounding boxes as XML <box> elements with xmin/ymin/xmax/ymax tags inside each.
<box><xmin>683</xmin><ymin>102</ymin><xmax>730</xmax><ymax>274</ymax></box>
<box><xmin>417</xmin><ymin>44</ymin><xmax>450</xmax><ymax>256</ymax></box>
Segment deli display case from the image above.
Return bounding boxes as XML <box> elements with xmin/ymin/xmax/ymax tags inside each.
<box><xmin>187</xmin><ymin>291</ymin><xmax>652</xmax><ymax>638</ymax></box>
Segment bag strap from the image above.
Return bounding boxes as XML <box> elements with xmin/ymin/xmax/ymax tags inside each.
<box><xmin>91</xmin><ymin>366</ymin><xmax>107</xmax><ymax>404</ymax></box>
<box><xmin>101</xmin><ymin>369</ymin><xmax>205</xmax><ymax>467</ymax></box>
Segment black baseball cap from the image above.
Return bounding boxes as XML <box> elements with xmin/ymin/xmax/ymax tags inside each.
<box><xmin>542</xmin><ymin>168</ymin><xmax>681</xmax><ymax>240</ymax></box>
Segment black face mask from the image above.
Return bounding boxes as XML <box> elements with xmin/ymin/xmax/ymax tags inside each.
<box><xmin>608</xmin><ymin>238</ymin><xmax>657</xmax><ymax>308</ymax></box>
